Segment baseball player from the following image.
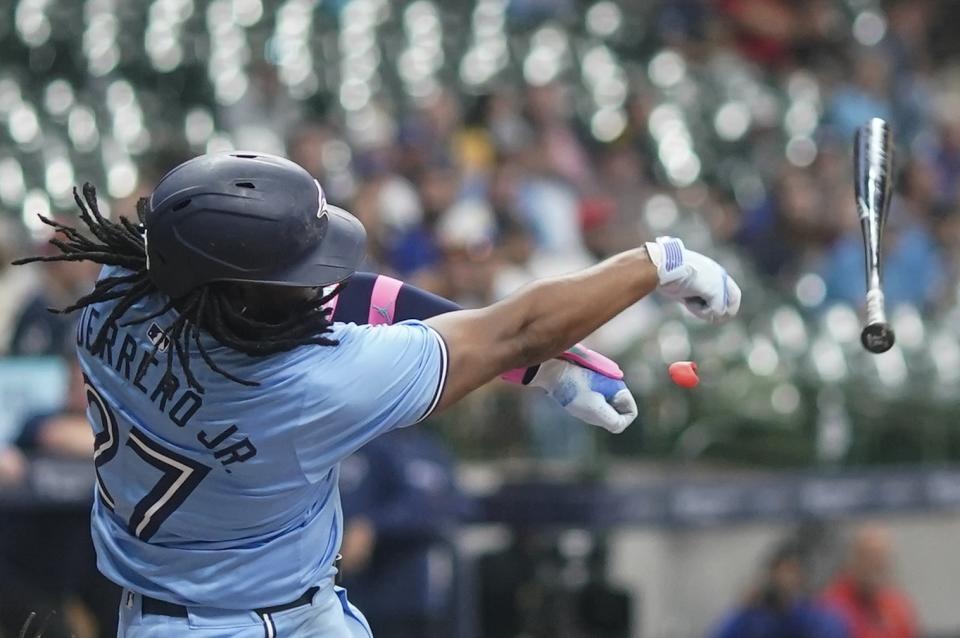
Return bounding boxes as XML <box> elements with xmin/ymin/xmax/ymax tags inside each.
<box><xmin>14</xmin><ymin>152</ymin><xmax>740</xmax><ymax>637</ymax></box>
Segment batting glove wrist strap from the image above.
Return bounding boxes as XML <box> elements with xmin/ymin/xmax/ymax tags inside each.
<box><xmin>644</xmin><ymin>236</ymin><xmax>690</xmax><ymax>287</ymax></box>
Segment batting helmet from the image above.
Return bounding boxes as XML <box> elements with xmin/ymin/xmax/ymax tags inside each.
<box><xmin>143</xmin><ymin>151</ymin><xmax>366</xmax><ymax>299</ymax></box>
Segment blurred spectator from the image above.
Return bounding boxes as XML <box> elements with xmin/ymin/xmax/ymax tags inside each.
<box><xmin>735</xmin><ymin>165</ymin><xmax>838</xmax><ymax>282</ymax></box>
<box><xmin>10</xmin><ymin>243</ymin><xmax>98</xmax><ymax>357</ymax></box>
<box><xmin>339</xmin><ymin>427</ymin><xmax>463</xmax><ymax>638</ymax></box>
<box><xmin>821</xmin><ymin>525</ymin><xmax>918</xmax><ymax>638</ymax></box>
<box><xmin>884</xmin><ymin>0</ymin><xmax>935</xmax><ymax>144</ymax></box>
<box><xmin>719</xmin><ymin>0</ymin><xmax>798</xmax><ymax>67</ymax></box>
<box><xmin>431</xmin><ymin>199</ymin><xmax>500</xmax><ymax>305</ymax></box>
<box><xmin>525</xmin><ymin>83</ymin><xmax>594</xmax><ymax>193</ymax></box>
<box><xmin>717</xmin><ymin>0</ymin><xmax>842</xmax><ymax>69</ymax></box>
<box><xmin>286</xmin><ymin>120</ymin><xmax>333</xmax><ymax>181</ymax></box>
<box><xmin>478</xmin><ymin>529</ymin><xmax>632</xmax><ymax>638</ymax></box>
<box><xmin>657</xmin><ymin>0</ymin><xmax>710</xmax><ymax>45</ymax></box>
<box><xmin>380</xmin><ymin>162</ymin><xmax>462</xmax><ymax>281</ymax></box>
<box><xmin>0</xmin><ymin>357</ymin><xmax>120</xmax><ymax>638</ymax></box>
<box><xmin>398</xmin><ymin>88</ymin><xmax>462</xmax><ymax>175</ymax></box>
<box><xmin>934</xmin><ymin>205</ymin><xmax>960</xmax><ymax>308</ymax></box>
<box><xmin>897</xmin><ymin>157</ymin><xmax>940</xmax><ymax>222</ymax></box>
<box><xmin>478</xmin><ymin>528</ymin><xmax>550</xmax><ymax>638</ymax></box>
<box><xmin>0</xmin><ymin>219</ymin><xmax>38</xmax><ymax>355</ymax></box>
<box><xmin>458</xmin><ymin>90</ymin><xmax>530</xmax><ymax>176</ymax></box>
<box><xmin>0</xmin><ymin>446</ymin><xmax>26</xmax><ymax>487</ymax></box>
<box><xmin>708</xmin><ymin>539</ymin><xmax>847</xmax><ymax>638</ymax></box>
<box><xmin>926</xmin><ymin>108</ymin><xmax>960</xmax><ymax>210</ymax></box>
<box><xmin>587</xmin><ymin>146</ymin><xmax>650</xmax><ymax>257</ymax></box>
<box><xmin>826</xmin><ymin>49</ymin><xmax>894</xmax><ymax>141</ymax></box>
<box><xmin>885</xmin><ymin>0</ymin><xmax>934</xmax><ymax>75</ymax></box>
<box><xmin>221</xmin><ymin>61</ymin><xmax>300</xmax><ymax>153</ymax></box>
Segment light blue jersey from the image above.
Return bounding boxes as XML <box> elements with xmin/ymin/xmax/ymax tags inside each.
<box><xmin>76</xmin><ymin>267</ymin><xmax>448</xmax><ymax>613</ymax></box>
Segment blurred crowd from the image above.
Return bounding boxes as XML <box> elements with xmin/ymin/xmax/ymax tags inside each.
<box><xmin>5</xmin><ymin>0</ymin><xmax>960</xmax><ymax>341</ymax></box>
<box><xmin>2</xmin><ymin>0</ymin><xmax>960</xmax><ymax>452</ymax></box>
<box><xmin>1</xmin><ymin>0</ymin><xmax>957</xmax><ymax>635</ymax></box>
<box><xmin>710</xmin><ymin>524</ymin><xmax>917</xmax><ymax>638</ymax></box>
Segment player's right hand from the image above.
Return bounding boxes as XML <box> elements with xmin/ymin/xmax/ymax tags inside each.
<box><xmin>645</xmin><ymin>236</ymin><xmax>741</xmax><ymax>323</ymax></box>
<box><xmin>528</xmin><ymin>359</ymin><xmax>638</xmax><ymax>434</ymax></box>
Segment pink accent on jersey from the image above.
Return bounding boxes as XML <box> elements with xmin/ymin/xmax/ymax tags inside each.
<box><xmin>368</xmin><ymin>275</ymin><xmax>403</xmax><ymax>326</ymax></box>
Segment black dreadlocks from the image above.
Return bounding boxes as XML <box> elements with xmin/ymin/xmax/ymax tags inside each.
<box><xmin>12</xmin><ymin>183</ymin><xmax>340</xmax><ymax>392</ymax></box>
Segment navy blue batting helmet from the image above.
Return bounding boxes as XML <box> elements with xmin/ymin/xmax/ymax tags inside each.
<box><xmin>143</xmin><ymin>151</ymin><xmax>366</xmax><ymax>299</ymax></box>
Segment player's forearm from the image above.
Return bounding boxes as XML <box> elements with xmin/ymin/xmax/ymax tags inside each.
<box><xmin>341</xmin><ymin>259</ymin><xmax>652</xmax><ymax>372</ymax></box>
<box><xmin>430</xmin><ymin>238</ymin><xmax>739</xmax><ymax>413</ymax></box>
<box><xmin>427</xmin><ymin>246</ymin><xmax>655</xmax><ymax>400</ymax></box>
<box><xmin>497</xmin><ymin>247</ymin><xmax>657</xmax><ymax>368</ymax></box>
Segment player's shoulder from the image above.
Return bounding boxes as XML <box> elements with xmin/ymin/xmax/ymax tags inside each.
<box><xmin>294</xmin><ymin>320</ymin><xmax>440</xmax><ymax>388</ymax></box>
<box><xmin>328</xmin><ymin>320</ymin><xmax>438</xmax><ymax>352</ymax></box>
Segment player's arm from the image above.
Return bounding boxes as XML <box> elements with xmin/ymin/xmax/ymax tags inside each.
<box><xmin>330</xmin><ymin>271</ymin><xmax>617</xmax><ymax>383</ymax></box>
<box><xmin>330</xmin><ymin>272</ymin><xmax>638</xmax><ymax>433</ymax></box>
<box><xmin>426</xmin><ymin>237</ymin><xmax>741</xmax><ymax>413</ymax></box>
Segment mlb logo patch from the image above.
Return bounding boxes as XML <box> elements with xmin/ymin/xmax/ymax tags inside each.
<box><xmin>147</xmin><ymin>322</ymin><xmax>170</xmax><ymax>352</ymax></box>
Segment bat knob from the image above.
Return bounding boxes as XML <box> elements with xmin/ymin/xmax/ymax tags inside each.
<box><xmin>861</xmin><ymin>322</ymin><xmax>895</xmax><ymax>354</ymax></box>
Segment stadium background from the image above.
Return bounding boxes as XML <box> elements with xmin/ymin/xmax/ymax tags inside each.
<box><xmin>3</xmin><ymin>0</ymin><xmax>960</xmax><ymax>636</ymax></box>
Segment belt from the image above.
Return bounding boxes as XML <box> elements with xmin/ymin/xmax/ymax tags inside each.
<box><xmin>140</xmin><ymin>555</ymin><xmax>341</xmax><ymax>618</ymax></box>
<box><xmin>142</xmin><ymin>586</ymin><xmax>319</xmax><ymax>618</ymax></box>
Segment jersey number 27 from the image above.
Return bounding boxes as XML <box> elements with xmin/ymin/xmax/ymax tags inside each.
<box><xmin>86</xmin><ymin>375</ymin><xmax>210</xmax><ymax>542</ymax></box>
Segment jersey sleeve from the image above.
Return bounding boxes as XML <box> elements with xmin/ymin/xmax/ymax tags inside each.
<box><xmin>295</xmin><ymin>321</ymin><xmax>448</xmax><ymax>478</ymax></box>
<box><xmin>331</xmin><ymin>272</ymin><xmax>462</xmax><ymax>325</ymax></box>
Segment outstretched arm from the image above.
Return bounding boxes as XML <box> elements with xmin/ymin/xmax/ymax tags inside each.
<box><xmin>328</xmin><ymin>272</ymin><xmax>637</xmax><ymax>432</ymax></box>
<box><xmin>426</xmin><ymin>237</ymin><xmax>741</xmax><ymax>413</ymax></box>
<box><xmin>329</xmin><ymin>271</ymin><xmax>620</xmax><ymax>378</ymax></box>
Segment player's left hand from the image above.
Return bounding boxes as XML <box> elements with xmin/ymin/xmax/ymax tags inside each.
<box><xmin>529</xmin><ymin>359</ymin><xmax>638</xmax><ymax>434</ymax></box>
<box><xmin>646</xmin><ymin>236</ymin><xmax>742</xmax><ymax>324</ymax></box>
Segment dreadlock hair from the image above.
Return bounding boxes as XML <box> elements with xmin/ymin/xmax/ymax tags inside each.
<box><xmin>12</xmin><ymin>183</ymin><xmax>341</xmax><ymax>393</ymax></box>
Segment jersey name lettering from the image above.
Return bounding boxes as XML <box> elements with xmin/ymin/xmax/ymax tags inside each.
<box><xmin>78</xmin><ymin>306</ymin><xmax>257</xmax><ymax>469</ymax></box>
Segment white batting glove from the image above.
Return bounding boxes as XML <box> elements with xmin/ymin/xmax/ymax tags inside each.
<box><xmin>645</xmin><ymin>236</ymin><xmax>742</xmax><ymax>323</ymax></box>
<box><xmin>529</xmin><ymin>359</ymin><xmax>638</xmax><ymax>434</ymax></box>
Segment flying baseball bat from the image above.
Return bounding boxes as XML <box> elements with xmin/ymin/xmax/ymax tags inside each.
<box><xmin>853</xmin><ymin>118</ymin><xmax>895</xmax><ymax>354</ymax></box>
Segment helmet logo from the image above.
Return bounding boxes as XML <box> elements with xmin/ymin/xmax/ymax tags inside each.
<box><xmin>315</xmin><ymin>179</ymin><xmax>328</xmax><ymax>221</ymax></box>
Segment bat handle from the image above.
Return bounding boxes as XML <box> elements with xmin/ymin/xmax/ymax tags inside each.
<box><xmin>861</xmin><ymin>288</ymin><xmax>895</xmax><ymax>353</ymax></box>
<box><xmin>864</xmin><ymin>288</ymin><xmax>886</xmax><ymax>326</ymax></box>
